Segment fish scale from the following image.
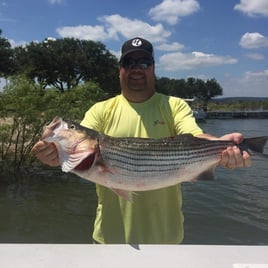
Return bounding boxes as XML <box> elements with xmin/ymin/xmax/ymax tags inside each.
<box><xmin>99</xmin><ymin>136</ymin><xmax>231</xmax><ymax>175</ymax></box>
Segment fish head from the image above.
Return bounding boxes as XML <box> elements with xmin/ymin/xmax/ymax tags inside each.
<box><xmin>41</xmin><ymin>116</ymin><xmax>99</xmax><ymax>173</ymax></box>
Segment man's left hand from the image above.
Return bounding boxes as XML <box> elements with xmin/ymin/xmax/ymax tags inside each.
<box><xmin>218</xmin><ymin>133</ymin><xmax>252</xmax><ymax>169</ymax></box>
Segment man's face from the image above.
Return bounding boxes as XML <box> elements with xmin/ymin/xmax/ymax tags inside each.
<box><xmin>119</xmin><ymin>52</ymin><xmax>155</xmax><ymax>95</ymax></box>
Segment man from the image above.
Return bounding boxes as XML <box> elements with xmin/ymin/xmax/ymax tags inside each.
<box><xmin>33</xmin><ymin>37</ymin><xmax>251</xmax><ymax>244</ymax></box>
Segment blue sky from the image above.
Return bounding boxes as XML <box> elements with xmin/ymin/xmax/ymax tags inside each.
<box><xmin>1</xmin><ymin>0</ymin><xmax>268</xmax><ymax>97</ymax></box>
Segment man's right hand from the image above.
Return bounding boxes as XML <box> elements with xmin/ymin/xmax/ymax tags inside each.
<box><xmin>32</xmin><ymin>141</ymin><xmax>60</xmax><ymax>167</ymax></box>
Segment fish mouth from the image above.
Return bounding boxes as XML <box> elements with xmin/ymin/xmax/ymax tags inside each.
<box><xmin>74</xmin><ymin>152</ymin><xmax>96</xmax><ymax>171</ymax></box>
<box><xmin>41</xmin><ymin>117</ymin><xmax>66</xmax><ymax>140</ymax></box>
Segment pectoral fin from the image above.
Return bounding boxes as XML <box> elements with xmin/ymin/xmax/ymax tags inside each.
<box><xmin>194</xmin><ymin>166</ymin><xmax>216</xmax><ymax>181</ymax></box>
<box><xmin>111</xmin><ymin>188</ymin><xmax>133</xmax><ymax>202</ymax></box>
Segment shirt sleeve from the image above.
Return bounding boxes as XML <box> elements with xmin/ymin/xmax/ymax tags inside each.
<box><xmin>171</xmin><ymin>97</ymin><xmax>203</xmax><ymax>136</ymax></box>
<box><xmin>80</xmin><ymin>102</ymin><xmax>103</xmax><ymax>132</ymax></box>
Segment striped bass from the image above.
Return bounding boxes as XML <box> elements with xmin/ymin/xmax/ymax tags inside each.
<box><xmin>41</xmin><ymin>117</ymin><xmax>268</xmax><ymax>200</ymax></box>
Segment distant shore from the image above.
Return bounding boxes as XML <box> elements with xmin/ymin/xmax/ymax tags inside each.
<box><xmin>206</xmin><ymin>111</ymin><xmax>268</xmax><ymax>119</ymax></box>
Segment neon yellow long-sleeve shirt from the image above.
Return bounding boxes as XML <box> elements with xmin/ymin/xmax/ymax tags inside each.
<box><xmin>80</xmin><ymin>93</ymin><xmax>203</xmax><ymax>244</ymax></box>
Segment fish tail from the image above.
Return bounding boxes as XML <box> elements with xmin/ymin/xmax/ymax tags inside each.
<box><xmin>242</xmin><ymin>136</ymin><xmax>268</xmax><ymax>159</ymax></box>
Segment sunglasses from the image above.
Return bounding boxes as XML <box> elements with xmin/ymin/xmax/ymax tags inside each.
<box><xmin>120</xmin><ymin>57</ymin><xmax>154</xmax><ymax>69</ymax></box>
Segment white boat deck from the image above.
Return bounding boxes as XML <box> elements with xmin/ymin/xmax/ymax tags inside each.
<box><xmin>0</xmin><ymin>244</ymin><xmax>268</xmax><ymax>268</ymax></box>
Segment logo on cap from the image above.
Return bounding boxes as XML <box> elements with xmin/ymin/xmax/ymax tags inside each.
<box><xmin>131</xmin><ymin>38</ymin><xmax>142</xmax><ymax>47</ymax></box>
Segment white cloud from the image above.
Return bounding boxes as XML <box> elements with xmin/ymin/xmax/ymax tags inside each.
<box><xmin>159</xmin><ymin>51</ymin><xmax>237</xmax><ymax>71</ymax></box>
<box><xmin>156</xmin><ymin>42</ymin><xmax>184</xmax><ymax>51</ymax></box>
<box><xmin>234</xmin><ymin>0</ymin><xmax>268</xmax><ymax>17</ymax></box>
<box><xmin>56</xmin><ymin>25</ymin><xmax>110</xmax><ymax>41</ymax></box>
<box><xmin>45</xmin><ymin>37</ymin><xmax>57</xmax><ymax>42</ymax></box>
<box><xmin>245</xmin><ymin>53</ymin><xmax>265</xmax><ymax>60</ymax></box>
<box><xmin>56</xmin><ymin>15</ymin><xmax>171</xmax><ymax>43</ymax></box>
<box><xmin>244</xmin><ymin>69</ymin><xmax>268</xmax><ymax>79</ymax></box>
<box><xmin>100</xmin><ymin>15</ymin><xmax>170</xmax><ymax>43</ymax></box>
<box><xmin>239</xmin><ymin>32</ymin><xmax>268</xmax><ymax>48</ymax></box>
<box><xmin>149</xmin><ymin>0</ymin><xmax>200</xmax><ymax>25</ymax></box>
<box><xmin>8</xmin><ymin>39</ymin><xmax>27</xmax><ymax>48</ymax></box>
<box><xmin>48</xmin><ymin>0</ymin><xmax>64</xmax><ymax>4</ymax></box>
<box><xmin>220</xmin><ymin>70</ymin><xmax>268</xmax><ymax>97</ymax></box>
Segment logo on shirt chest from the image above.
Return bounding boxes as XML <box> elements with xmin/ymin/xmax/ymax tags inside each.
<box><xmin>154</xmin><ymin>120</ymin><xmax>166</xmax><ymax>126</ymax></box>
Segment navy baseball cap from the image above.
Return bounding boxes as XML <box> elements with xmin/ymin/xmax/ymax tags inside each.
<box><xmin>119</xmin><ymin>37</ymin><xmax>154</xmax><ymax>62</ymax></box>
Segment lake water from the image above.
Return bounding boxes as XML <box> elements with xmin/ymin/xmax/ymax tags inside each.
<box><xmin>0</xmin><ymin>119</ymin><xmax>268</xmax><ymax>244</ymax></box>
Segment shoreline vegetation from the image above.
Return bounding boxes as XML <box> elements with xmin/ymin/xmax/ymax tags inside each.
<box><xmin>206</xmin><ymin>111</ymin><xmax>268</xmax><ymax>119</ymax></box>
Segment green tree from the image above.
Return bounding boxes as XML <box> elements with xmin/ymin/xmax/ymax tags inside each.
<box><xmin>202</xmin><ymin>79</ymin><xmax>223</xmax><ymax>111</ymax></box>
<box><xmin>204</xmin><ymin>79</ymin><xmax>223</xmax><ymax>100</ymax></box>
<box><xmin>156</xmin><ymin>76</ymin><xmax>222</xmax><ymax>101</ymax></box>
<box><xmin>0</xmin><ymin>76</ymin><xmax>47</xmax><ymax>172</ymax></box>
<box><xmin>156</xmin><ymin>77</ymin><xmax>176</xmax><ymax>95</ymax></box>
<box><xmin>156</xmin><ymin>77</ymin><xmax>189</xmax><ymax>97</ymax></box>
<box><xmin>13</xmin><ymin>38</ymin><xmax>120</xmax><ymax>94</ymax></box>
